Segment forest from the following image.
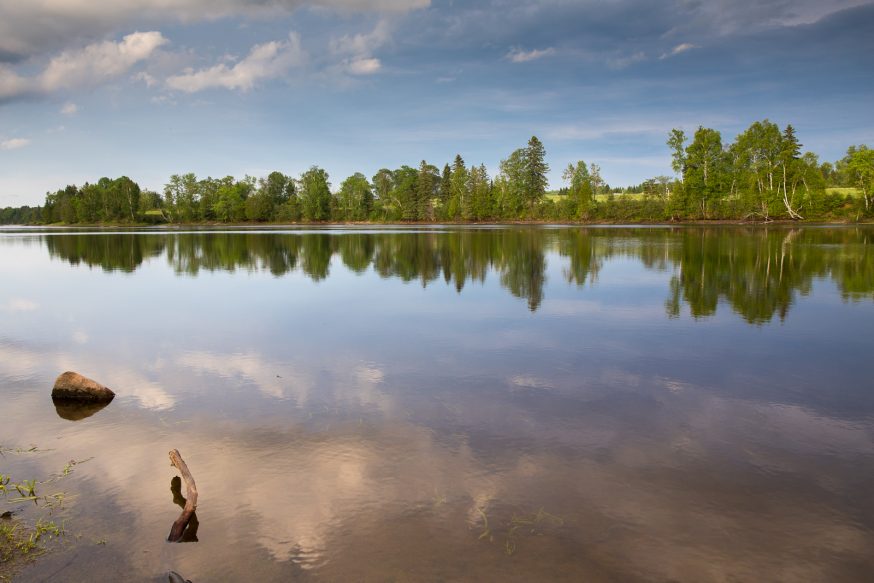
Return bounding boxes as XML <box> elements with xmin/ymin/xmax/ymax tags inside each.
<box><xmin>2</xmin><ymin>120</ymin><xmax>873</xmax><ymax>225</ymax></box>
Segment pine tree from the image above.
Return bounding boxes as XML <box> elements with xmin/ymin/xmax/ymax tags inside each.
<box><xmin>448</xmin><ymin>155</ymin><xmax>468</xmax><ymax>220</ymax></box>
<box><xmin>523</xmin><ymin>136</ymin><xmax>549</xmax><ymax>213</ymax></box>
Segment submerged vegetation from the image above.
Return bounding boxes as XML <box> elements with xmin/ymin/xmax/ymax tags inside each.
<box><xmin>2</xmin><ymin>124</ymin><xmax>873</xmax><ymax>225</ymax></box>
<box><xmin>0</xmin><ymin>448</ymin><xmax>87</xmax><ymax>579</ymax></box>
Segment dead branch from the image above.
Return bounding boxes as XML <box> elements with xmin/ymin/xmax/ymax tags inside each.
<box><xmin>167</xmin><ymin>449</ymin><xmax>198</xmax><ymax>542</ymax></box>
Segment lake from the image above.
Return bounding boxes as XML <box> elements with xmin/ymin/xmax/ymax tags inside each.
<box><xmin>1</xmin><ymin>225</ymin><xmax>873</xmax><ymax>581</ymax></box>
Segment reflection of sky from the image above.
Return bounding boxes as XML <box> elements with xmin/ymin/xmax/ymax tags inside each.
<box><xmin>1</xmin><ymin>228</ymin><xmax>874</xmax><ymax>581</ymax></box>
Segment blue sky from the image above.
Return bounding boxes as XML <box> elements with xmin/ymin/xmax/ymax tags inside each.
<box><xmin>1</xmin><ymin>0</ymin><xmax>873</xmax><ymax>206</ymax></box>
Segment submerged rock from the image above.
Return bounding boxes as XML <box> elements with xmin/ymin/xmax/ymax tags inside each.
<box><xmin>51</xmin><ymin>371</ymin><xmax>115</xmax><ymax>402</ymax></box>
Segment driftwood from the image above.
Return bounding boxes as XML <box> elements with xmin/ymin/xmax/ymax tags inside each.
<box><xmin>167</xmin><ymin>449</ymin><xmax>198</xmax><ymax>542</ymax></box>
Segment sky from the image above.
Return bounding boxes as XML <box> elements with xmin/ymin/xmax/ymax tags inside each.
<box><xmin>0</xmin><ymin>0</ymin><xmax>873</xmax><ymax>206</ymax></box>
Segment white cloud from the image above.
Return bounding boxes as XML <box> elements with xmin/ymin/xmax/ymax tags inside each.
<box><xmin>0</xmin><ymin>0</ymin><xmax>428</xmax><ymax>61</ymax></box>
<box><xmin>165</xmin><ymin>32</ymin><xmax>305</xmax><ymax>92</ymax></box>
<box><xmin>660</xmin><ymin>42</ymin><xmax>698</xmax><ymax>60</ymax></box>
<box><xmin>507</xmin><ymin>47</ymin><xmax>556</xmax><ymax>63</ymax></box>
<box><xmin>330</xmin><ymin>19</ymin><xmax>391</xmax><ymax>56</ymax></box>
<box><xmin>0</xmin><ymin>31</ymin><xmax>168</xmax><ymax>100</ymax></box>
<box><xmin>346</xmin><ymin>57</ymin><xmax>381</xmax><ymax>75</ymax></box>
<box><xmin>330</xmin><ymin>20</ymin><xmax>389</xmax><ymax>76</ymax></box>
<box><xmin>132</xmin><ymin>71</ymin><xmax>158</xmax><ymax>87</ymax></box>
<box><xmin>0</xmin><ymin>137</ymin><xmax>30</xmax><ymax>150</ymax></box>
<box><xmin>41</xmin><ymin>31</ymin><xmax>168</xmax><ymax>89</ymax></box>
<box><xmin>61</xmin><ymin>102</ymin><xmax>78</xmax><ymax>115</ymax></box>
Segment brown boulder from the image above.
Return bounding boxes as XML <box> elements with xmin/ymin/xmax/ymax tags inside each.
<box><xmin>51</xmin><ymin>371</ymin><xmax>115</xmax><ymax>402</ymax></box>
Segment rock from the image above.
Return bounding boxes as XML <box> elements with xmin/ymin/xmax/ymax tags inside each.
<box><xmin>51</xmin><ymin>371</ymin><xmax>115</xmax><ymax>402</ymax></box>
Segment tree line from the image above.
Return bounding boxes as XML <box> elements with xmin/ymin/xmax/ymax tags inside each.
<box><xmin>2</xmin><ymin>125</ymin><xmax>873</xmax><ymax>225</ymax></box>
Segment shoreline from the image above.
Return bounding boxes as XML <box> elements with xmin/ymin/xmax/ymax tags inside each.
<box><xmin>2</xmin><ymin>218</ymin><xmax>871</xmax><ymax>229</ymax></box>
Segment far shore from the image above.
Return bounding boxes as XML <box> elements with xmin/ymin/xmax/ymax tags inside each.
<box><xmin>3</xmin><ymin>218</ymin><xmax>871</xmax><ymax>229</ymax></box>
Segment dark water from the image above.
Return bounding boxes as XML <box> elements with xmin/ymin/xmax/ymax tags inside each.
<box><xmin>1</xmin><ymin>226</ymin><xmax>873</xmax><ymax>582</ymax></box>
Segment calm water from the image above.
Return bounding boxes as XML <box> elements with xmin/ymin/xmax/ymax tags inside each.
<box><xmin>1</xmin><ymin>225</ymin><xmax>873</xmax><ymax>582</ymax></box>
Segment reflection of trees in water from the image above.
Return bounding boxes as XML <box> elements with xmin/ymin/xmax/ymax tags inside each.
<box><xmin>41</xmin><ymin>227</ymin><xmax>874</xmax><ymax>319</ymax></box>
<box><xmin>664</xmin><ymin>227</ymin><xmax>874</xmax><ymax>323</ymax></box>
<box><xmin>46</xmin><ymin>234</ymin><xmax>166</xmax><ymax>273</ymax></box>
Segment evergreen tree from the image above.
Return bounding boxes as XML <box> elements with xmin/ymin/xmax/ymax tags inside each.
<box><xmin>448</xmin><ymin>155</ymin><xmax>468</xmax><ymax>220</ymax></box>
<box><xmin>523</xmin><ymin>136</ymin><xmax>549</xmax><ymax>213</ymax></box>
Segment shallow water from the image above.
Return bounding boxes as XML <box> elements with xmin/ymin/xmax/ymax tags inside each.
<box><xmin>1</xmin><ymin>225</ymin><xmax>873</xmax><ymax>581</ymax></box>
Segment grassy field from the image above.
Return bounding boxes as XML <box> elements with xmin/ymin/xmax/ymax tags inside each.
<box><xmin>548</xmin><ymin>188</ymin><xmax>861</xmax><ymax>201</ymax></box>
<box><xmin>826</xmin><ymin>187</ymin><xmax>862</xmax><ymax>197</ymax></box>
<box><xmin>547</xmin><ymin>192</ymin><xmax>645</xmax><ymax>203</ymax></box>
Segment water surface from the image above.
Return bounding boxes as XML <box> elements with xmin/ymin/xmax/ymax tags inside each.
<box><xmin>2</xmin><ymin>226</ymin><xmax>873</xmax><ymax>581</ymax></box>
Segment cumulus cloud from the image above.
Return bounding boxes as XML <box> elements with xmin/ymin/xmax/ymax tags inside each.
<box><xmin>330</xmin><ymin>19</ymin><xmax>391</xmax><ymax>55</ymax></box>
<box><xmin>60</xmin><ymin>102</ymin><xmax>78</xmax><ymax>115</ymax></box>
<box><xmin>330</xmin><ymin>20</ymin><xmax>389</xmax><ymax>76</ymax></box>
<box><xmin>345</xmin><ymin>57</ymin><xmax>382</xmax><ymax>75</ymax></box>
<box><xmin>660</xmin><ymin>42</ymin><xmax>698</xmax><ymax>59</ymax></box>
<box><xmin>0</xmin><ymin>31</ymin><xmax>167</xmax><ymax>101</ymax></box>
<box><xmin>0</xmin><ymin>0</ymin><xmax>429</xmax><ymax>62</ymax></box>
<box><xmin>165</xmin><ymin>32</ymin><xmax>305</xmax><ymax>92</ymax></box>
<box><xmin>507</xmin><ymin>47</ymin><xmax>556</xmax><ymax>63</ymax></box>
<box><xmin>0</xmin><ymin>138</ymin><xmax>30</xmax><ymax>150</ymax></box>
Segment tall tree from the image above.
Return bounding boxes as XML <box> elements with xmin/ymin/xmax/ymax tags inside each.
<box><xmin>667</xmin><ymin>129</ymin><xmax>687</xmax><ymax>177</ymax></box>
<box><xmin>778</xmin><ymin>124</ymin><xmax>804</xmax><ymax>218</ymax></box>
<box><xmin>684</xmin><ymin>126</ymin><xmax>727</xmax><ymax>218</ymax></box>
<box><xmin>843</xmin><ymin>145</ymin><xmax>874</xmax><ymax>211</ymax></box>
<box><xmin>337</xmin><ymin>172</ymin><xmax>373</xmax><ymax>221</ymax></box>
<box><xmin>448</xmin><ymin>155</ymin><xmax>468</xmax><ymax>220</ymax></box>
<box><xmin>417</xmin><ymin>161</ymin><xmax>439</xmax><ymax>221</ymax></box>
<box><xmin>523</xmin><ymin>136</ymin><xmax>549</xmax><ymax>212</ymax></box>
<box><xmin>563</xmin><ymin>161</ymin><xmax>593</xmax><ymax>219</ymax></box>
<box><xmin>299</xmin><ymin>167</ymin><xmax>331</xmax><ymax>221</ymax></box>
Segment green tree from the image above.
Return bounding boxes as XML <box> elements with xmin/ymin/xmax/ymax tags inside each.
<box><xmin>299</xmin><ymin>167</ymin><xmax>331</xmax><ymax>221</ymax></box>
<box><xmin>843</xmin><ymin>145</ymin><xmax>874</xmax><ymax>212</ymax></box>
<box><xmin>416</xmin><ymin>161</ymin><xmax>439</xmax><ymax>221</ymax></box>
<box><xmin>523</xmin><ymin>136</ymin><xmax>549</xmax><ymax>212</ymax></box>
<box><xmin>684</xmin><ymin>127</ymin><xmax>727</xmax><ymax>218</ymax></box>
<box><xmin>778</xmin><ymin>124</ymin><xmax>804</xmax><ymax>219</ymax></box>
<box><xmin>563</xmin><ymin>160</ymin><xmax>593</xmax><ymax>219</ymax></box>
<box><xmin>733</xmin><ymin>120</ymin><xmax>784</xmax><ymax>219</ymax></box>
<box><xmin>337</xmin><ymin>172</ymin><xmax>373</xmax><ymax>221</ymax></box>
<box><xmin>496</xmin><ymin>149</ymin><xmax>526</xmax><ymax>218</ymax></box>
<box><xmin>667</xmin><ymin>128</ymin><xmax>687</xmax><ymax>177</ymax></box>
<box><xmin>448</xmin><ymin>155</ymin><xmax>468</xmax><ymax>220</ymax></box>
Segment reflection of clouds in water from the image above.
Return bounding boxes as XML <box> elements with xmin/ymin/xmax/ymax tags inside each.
<box><xmin>539</xmin><ymin>299</ymin><xmax>665</xmax><ymax>320</ymax></box>
<box><xmin>177</xmin><ymin>350</ymin><xmax>395</xmax><ymax>413</ymax></box>
<box><xmin>355</xmin><ymin>364</ymin><xmax>384</xmax><ymax>384</ymax></box>
<box><xmin>0</xmin><ymin>341</ymin><xmax>175</xmax><ymax>411</ymax></box>
<box><xmin>177</xmin><ymin>350</ymin><xmax>314</xmax><ymax>402</ymax></box>
<box><xmin>508</xmin><ymin>375</ymin><xmax>553</xmax><ymax>390</ymax></box>
<box><xmin>2</xmin><ymin>383</ymin><xmax>874</xmax><ymax>580</ymax></box>
<box><xmin>0</xmin><ymin>341</ymin><xmax>42</xmax><ymax>379</ymax></box>
<box><xmin>53</xmin><ymin>353</ymin><xmax>175</xmax><ymax>411</ymax></box>
<box><xmin>2</xmin><ymin>297</ymin><xmax>38</xmax><ymax>312</ymax></box>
